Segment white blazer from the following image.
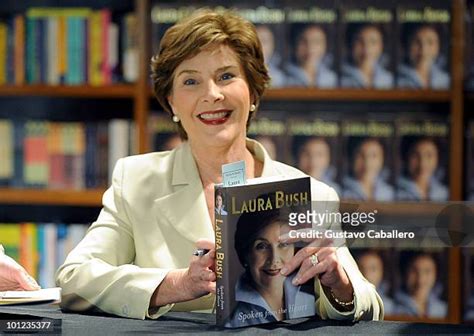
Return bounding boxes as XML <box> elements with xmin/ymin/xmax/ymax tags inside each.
<box><xmin>56</xmin><ymin>139</ymin><xmax>383</xmax><ymax>320</ymax></box>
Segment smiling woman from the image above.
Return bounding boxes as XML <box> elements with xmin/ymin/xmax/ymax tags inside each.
<box><xmin>56</xmin><ymin>9</ymin><xmax>382</xmax><ymax>323</ymax></box>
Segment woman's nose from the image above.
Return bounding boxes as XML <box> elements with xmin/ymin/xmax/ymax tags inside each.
<box><xmin>202</xmin><ymin>80</ymin><xmax>224</xmax><ymax>103</ymax></box>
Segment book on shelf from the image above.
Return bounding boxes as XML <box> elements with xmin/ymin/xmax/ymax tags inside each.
<box><xmin>465</xmin><ymin>1</ymin><xmax>474</xmax><ymax>91</ymax></box>
<box><xmin>396</xmin><ymin>0</ymin><xmax>451</xmax><ymax>90</ymax></box>
<box><xmin>467</xmin><ymin>120</ymin><xmax>474</xmax><ymax>201</ymax></box>
<box><xmin>0</xmin><ymin>7</ymin><xmax>135</xmax><ymax>86</ymax></box>
<box><xmin>463</xmin><ymin>248</ymin><xmax>474</xmax><ymax>321</ymax></box>
<box><xmin>214</xmin><ymin>175</ymin><xmax>315</xmax><ymax>328</ymax></box>
<box><xmin>340</xmin><ymin>119</ymin><xmax>395</xmax><ymax>202</ymax></box>
<box><xmin>395</xmin><ymin>118</ymin><xmax>449</xmax><ymax>201</ymax></box>
<box><xmin>339</xmin><ymin>1</ymin><xmax>395</xmax><ymax>89</ymax></box>
<box><xmin>0</xmin><ymin>222</ymin><xmax>88</xmax><ymax>288</ymax></box>
<box><xmin>148</xmin><ymin>112</ymin><xmax>182</xmax><ymax>152</ymax></box>
<box><xmin>285</xmin><ymin>2</ymin><xmax>338</xmax><ymax>88</ymax></box>
<box><xmin>0</xmin><ymin>118</ymin><xmax>134</xmax><ymax>189</ymax></box>
<box><xmin>235</xmin><ymin>5</ymin><xmax>286</xmax><ymax>88</ymax></box>
<box><xmin>247</xmin><ymin>111</ymin><xmax>288</xmax><ymax>162</ymax></box>
<box><xmin>289</xmin><ymin>116</ymin><xmax>341</xmax><ymax>195</ymax></box>
<box><xmin>0</xmin><ymin>287</ymin><xmax>61</xmax><ymax>305</ymax></box>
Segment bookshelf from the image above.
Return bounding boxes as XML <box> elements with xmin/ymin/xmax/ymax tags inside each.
<box><xmin>0</xmin><ymin>0</ymin><xmax>470</xmax><ymax>326</ymax></box>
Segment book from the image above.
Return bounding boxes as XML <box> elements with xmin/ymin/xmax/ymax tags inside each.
<box><xmin>466</xmin><ymin>2</ymin><xmax>474</xmax><ymax>91</ymax></box>
<box><xmin>467</xmin><ymin>121</ymin><xmax>474</xmax><ymax>201</ymax></box>
<box><xmin>235</xmin><ymin>5</ymin><xmax>287</xmax><ymax>88</ymax></box>
<box><xmin>285</xmin><ymin>2</ymin><xmax>338</xmax><ymax>88</ymax></box>
<box><xmin>149</xmin><ymin>112</ymin><xmax>182</xmax><ymax>151</ymax></box>
<box><xmin>247</xmin><ymin>111</ymin><xmax>288</xmax><ymax>162</ymax></box>
<box><xmin>340</xmin><ymin>119</ymin><xmax>395</xmax><ymax>201</ymax></box>
<box><xmin>0</xmin><ymin>287</ymin><xmax>61</xmax><ymax>305</ymax></box>
<box><xmin>395</xmin><ymin>118</ymin><xmax>449</xmax><ymax>201</ymax></box>
<box><xmin>215</xmin><ymin>176</ymin><xmax>315</xmax><ymax>328</ymax></box>
<box><xmin>289</xmin><ymin>117</ymin><xmax>341</xmax><ymax>194</ymax></box>
<box><xmin>339</xmin><ymin>1</ymin><xmax>395</xmax><ymax>89</ymax></box>
<box><xmin>396</xmin><ymin>1</ymin><xmax>451</xmax><ymax>89</ymax></box>
<box><xmin>463</xmin><ymin>248</ymin><xmax>474</xmax><ymax>321</ymax></box>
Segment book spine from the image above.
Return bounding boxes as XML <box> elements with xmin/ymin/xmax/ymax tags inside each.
<box><xmin>215</xmin><ymin>186</ymin><xmax>231</xmax><ymax>326</ymax></box>
<box><xmin>14</xmin><ymin>15</ymin><xmax>25</xmax><ymax>85</ymax></box>
<box><xmin>0</xmin><ymin>21</ymin><xmax>8</xmax><ymax>85</ymax></box>
<box><xmin>88</xmin><ymin>11</ymin><xmax>103</xmax><ymax>86</ymax></box>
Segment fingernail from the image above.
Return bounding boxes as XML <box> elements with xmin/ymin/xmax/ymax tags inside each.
<box><xmin>292</xmin><ymin>277</ymin><xmax>299</xmax><ymax>286</ymax></box>
<box><xmin>280</xmin><ymin>267</ymin><xmax>288</xmax><ymax>275</ymax></box>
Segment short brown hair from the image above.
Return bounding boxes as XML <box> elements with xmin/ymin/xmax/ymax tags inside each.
<box><xmin>151</xmin><ymin>9</ymin><xmax>270</xmax><ymax>139</ymax></box>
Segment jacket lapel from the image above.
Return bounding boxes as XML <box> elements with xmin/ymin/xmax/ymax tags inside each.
<box><xmin>153</xmin><ymin>143</ymin><xmax>214</xmax><ymax>244</ymax></box>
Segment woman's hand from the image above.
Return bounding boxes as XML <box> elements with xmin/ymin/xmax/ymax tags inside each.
<box><xmin>279</xmin><ymin>230</ymin><xmax>354</xmax><ymax>304</ymax></box>
<box><xmin>0</xmin><ymin>253</ymin><xmax>41</xmax><ymax>291</ymax></box>
<box><xmin>182</xmin><ymin>239</ymin><xmax>216</xmax><ymax>298</ymax></box>
<box><xmin>150</xmin><ymin>239</ymin><xmax>216</xmax><ymax>308</ymax></box>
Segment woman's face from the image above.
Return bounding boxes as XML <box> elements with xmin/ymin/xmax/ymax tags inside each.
<box><xmin>353</xmin><ymin>140</ymin><xmax>384</xmax><ymax>181</ymax></box>
<box><xmin>298</xmin><ymin>138</ymin><xmax>330</xmax><ymax>180</ymax></box>
<box><xmin>408</xmin><ymin>140</ymin><xmax>438</xmax><ymax>180</ymax></box>
<box><xmin>216</xmin><ymin>195</ymin><xmax>223</xmax><ymax>209</ymax></box>
<box><xmin>358</xmin><ymin>253</ymin><xmax>384</xmax><ymax>287</ymax></box>
<box><xmin>247</xmin><ymin>221</ymin><xmax>294</xmax><ymax>292</ymax></box>
<box><xmin>406</xmin><ymin>256</ymin><xmax>437</xmax><ymax>299</ymax></box>
<box><xmin>296</xmin><ymin>26</ymin><xmax>327</xmax><ymax>65</ymax></box>
<box><xmin>256</xmin><ymin>25</ymin><xmax>275</xmax><ymax>63</ymax></box>
<box><xmin>168</xmin><ymin>45</ymin><xmax>252</xmax><ymax>148</ymax></box>
<box><xmin>352</xmin><ymin>26</ymin><xmax>384</xmax><ymax>68</ymax></box>
<box><xmin>409</xmin><ymin>26</ymin><xmax>440</xmax><ymax>67</ymax></box>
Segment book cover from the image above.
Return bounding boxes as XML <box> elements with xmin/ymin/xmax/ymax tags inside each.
<box><xmin>391</xmin><ymin>248</ymin><xmax>448</xmax><ymax>319</ymax></box>
<box><xmin>289</xmin><ymin>117</ymin><xmax>341</xmax><ymax>194</ymax></box>
<box><xmin>150</xmin><ymin>5</ymin><xmax>195</xmax><ymax>58</ymax></box>
<box><xmin>247</xmin><ymin>111</ymin><xmax>288</xmax><ymax>162</ymax></box>
<box><xmin>466</xmin><ymin>1</ymin><xmax>474</xmax><ymax>91</ymax></box>
<box><xmin>234</xmin><ymin>5</ymin><xmax>286</xmax><ymax>88</ymax></box>
<box><xmin>285</xmin><ymin>2</ymin><xmax>338</xmax><ymax>88</ymax></box>
<box><xmin>340</xmin><ymin>119</ymin><xmax>395</xmax><ymax>201</ymax></box>
<box><xmin>463</xmin><ymin>248</ymin><xmax>474</xmax><ymax>321</ymax></box>
<box><xmin>396</xmin><ymin>1</ymin><xmax>451</xmax><ymax>90</ymax></box>
<box><xmin>339</xmin><ymin>1</ymin><xmax>395</xmax><ymax>89</ymax></box>
<box><xmin>395</xmin><ymin>118</ymin><xmax>449</xmax><ymax>201</ymax></box>
<box><xmin>215</xmin><ymin>176</ymin><xmax>315</xmax><ymax>328</ymax></box>
<box><xmin>468</xmin><ymin>121</ymin><xmax>474</xmax><ymax>201</ymax></box>
<box><xmin>149</xmin><ymin>112</ymin><xmax>182</xmax><ymax>151</ymax></box>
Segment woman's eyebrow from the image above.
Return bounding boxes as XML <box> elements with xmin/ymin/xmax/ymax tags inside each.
<box><xmin>176</xmin><ymin>69</ymin><xmax>199</xmax><ymax>77</ymax></box>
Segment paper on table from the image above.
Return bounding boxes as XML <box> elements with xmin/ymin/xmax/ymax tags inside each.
<box><xmin>0</xmin><ymin>287</ymin><xmax>61</xmax><ymax>305</ymax></box>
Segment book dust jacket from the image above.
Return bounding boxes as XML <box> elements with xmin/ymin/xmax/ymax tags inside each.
<box><xmin>215</xmin><ymin>176</ymin><xmax>314</xmax><ymax>328</ymax></box>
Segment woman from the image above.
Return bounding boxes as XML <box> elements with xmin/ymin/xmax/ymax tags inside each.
<box><xmin>255</xmin><ymin>24</ymin><xmax>286</xmax><ymax>88</ymax></box>
<box><xmin>341</xmin><ymin>23</ymin><xmax>393</xmax><ymax>89</ymax></box>
<box><xmin>397</xmin><ymin>24</ymin><xmax>450</xmax><ymax>89</ymax></box>
<box><xmin>214</xmin><ymin>189</ymin><xmax>227</xmax><ymax>215</ymax></box>
<box><xmin>56</xmin><ymin>9</ymin><xmax>382</xmax><ymax>321</ymax></box>
<box><xmin>286</xmin><ymin>24</ymin><xmax>337</xmax><ymax>88</ymax></box>
<box><xmin>225</xmin><ymin>206</ymin><xmax>315</xmax><ymax>327</ymax></box>
<box><xmin>342</xmin><ymin>138</ymin><xmax>394</xmax><ymax>201</ymax></box>
<box><xmin>397</xmin><ymin>137</ymin><xmax>448</xmax><ymax>201</ymax></box>
<box><xmin>393</xmin><ymin>252</ymin><xmax>447</xmax><ymax>318</ymax></box>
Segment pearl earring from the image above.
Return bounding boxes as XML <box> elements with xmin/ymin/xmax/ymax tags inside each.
<box><xmin>172</xmin><ymin>115</ymin><xmax>180</xmax><ymax>123</ymax></box>
<box><xmin>250</xmin><ymin>104</ymin><xmax>256</xmax><ymax>112</ymax></box>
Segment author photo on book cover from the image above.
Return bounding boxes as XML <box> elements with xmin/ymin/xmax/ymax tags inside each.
<box><xmin>293</xmin><ymin>136</ymin><xmax>341</xmax><ymax>195</ymax></box>
<box><xmin>397</xmin><ymin>23</ymin><xmax>450</xmax><ymax>90</ymax></box>
<box><xmin>393</xmin><ymin>251</ymin><xmax>447</xmax><ymax>318</ymax></box>
<box><xmin>56</xmin><ymin>9</ymin><xmax>383</xmax><ymax>322</ymax></box>
<box><xmin>342</xmin><ymin>137</ymin><xmax>395</xmax><ymax>201</ymax></box>
<box><xmin>285</xmin><ymin>23</ymin><xmax>337</xmax><ymax>88</ymax></box>
<box><xmin>396</xmin><ymin>136</ymin><xmax>448</xmax><ymax>201</ymax></box>
<box><xmin>224</xmin><ymin>206</ymin><xmax>315</xmax><ymax>327</ymax></box>
<box><xmin>341</xmin><ymin>23</ymin><xmax>394</xmax><ymax>89</ymax></box>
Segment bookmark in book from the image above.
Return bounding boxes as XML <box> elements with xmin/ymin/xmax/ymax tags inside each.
<box><xmin>222</xmin><ymin>160</ymin><xmax>246</xmax><ymax>187</ymax></box>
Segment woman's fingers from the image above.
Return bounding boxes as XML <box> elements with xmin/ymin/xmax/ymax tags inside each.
<box><xmin>291</xmin><ymin>248</ymin><xmax>336</xmax><ymax>286</ymax></box>
<box><xmin>280</xmin><ymin>238</ymin><xmax>333</xmax><ymax>276</ymax></box>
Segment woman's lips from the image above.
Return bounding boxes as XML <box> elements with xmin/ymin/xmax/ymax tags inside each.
<box><xmin>263</xmin><ymin>269</ymin><xmax>281</xmax><ymax>276</ymax></box>
<box><xmin>198</xmin><ymin>110</ymin><xmax>231</xmax><ymax>125</ymax></box>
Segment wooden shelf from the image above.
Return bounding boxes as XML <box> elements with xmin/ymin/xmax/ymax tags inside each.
<box><xmin>0</xmin><ymin>84</ymin><xmax>136</xmax><ymax>98</ymax></box>
<box><xmin>263</xmin><ymin>88</ymin><xmax>452</xmax><ymax>102</ymax></box>
<box><xmin>0</xmin><ymin>189</ymin><xmax>105</xmax><ymax>206</ymax></box>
